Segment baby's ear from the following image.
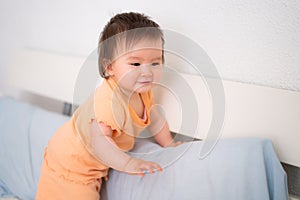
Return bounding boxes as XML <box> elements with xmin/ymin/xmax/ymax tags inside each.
<box><xmin>102</xmin><ymin>59</ymin><xmax>113</xmax><ymax>76</ymax></box>
<box><xmin>106</xmin><ymin>64</ymin><xmax>114</xmax><ymax>76</ymax></box>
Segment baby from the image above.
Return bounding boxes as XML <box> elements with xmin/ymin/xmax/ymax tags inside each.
<box><xmin>36</xmin><ymin>12</ymin><xmax>181</xmax><ymax>200</ymax></box>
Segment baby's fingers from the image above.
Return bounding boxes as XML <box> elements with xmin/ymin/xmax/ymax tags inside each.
<box><xmin>167</xmin><ymin>141</ymin><xmax>183</xmax><ymax>147</ymax></box>
<box><xmin>140</xmin><ymin>162</ymin><xmax>162</xmax><ymax>174</ymax></box>
<box><xmin>150</xmin><ymin>162</ymin><xmax>163</xmax><ymax>173</ymax></box>
<box><xmin>174</xmin><ymin>141</ymin><xmax>183</xmax><ymax>146</ymax></box>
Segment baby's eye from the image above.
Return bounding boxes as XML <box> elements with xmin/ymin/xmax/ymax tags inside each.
<box><xmin>151</xmin><ymin>63</ymin><xmax>160</xmax><ymax>67</ymax></box>
<box><xmin>131</xmin><ymin>63</ymin><xmax>141</xmax><ymax>67</ymax></box>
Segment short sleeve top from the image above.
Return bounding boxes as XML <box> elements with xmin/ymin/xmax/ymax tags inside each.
<box><xmin>72</xmin><ymin>78</ymin><xmax>154</xmax><ymax>158</ymax></box>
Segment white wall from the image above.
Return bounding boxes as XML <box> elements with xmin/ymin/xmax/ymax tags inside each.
<box><xmin>0</xmin><ymin>0</ymin><xmax>299</xmax><ymax>111</ymax></box>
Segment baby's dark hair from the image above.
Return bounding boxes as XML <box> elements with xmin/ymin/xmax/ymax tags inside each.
<box><xmin>98</xmin><ymin>12</ymin><xmax>164</xmax><ymax>78</ymax></box>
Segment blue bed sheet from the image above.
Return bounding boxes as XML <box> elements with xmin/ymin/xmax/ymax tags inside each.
<box><xmin>0</xmin><ymin>97</ymin><xmax>69</xmax><ymax>199</ymax></box>
<box><xmin>102</xmin><ymin>138</ymin><xmax>289</xmax><ymax>200</ymax></box>
<box><xmin>0</xmin><ymin>97</ymin><xmax>289</xmax><ymax>200</ymax></box>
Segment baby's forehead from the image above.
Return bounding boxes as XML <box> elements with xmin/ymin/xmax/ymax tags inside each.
<box><xmin>118</xmin><ymin>38</ymin><xmax>162</xmax><ymax>50</ymax></box>
<box><xmin>113</xmin><ymin>38</ymin><xmax>163</xmax><ymax>59</ymax></box>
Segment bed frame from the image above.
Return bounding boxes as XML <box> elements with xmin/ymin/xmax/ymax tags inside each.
<box><xmin>7</xmin><ymin>48</ymin><xmax>300</xmax><ymax>169</ymax></box>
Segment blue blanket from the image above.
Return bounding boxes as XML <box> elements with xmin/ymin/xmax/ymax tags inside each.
<box><xmin>0</xmin><ymin>97</ymin><xmax>289</xmax><ymax>199</ymax></box>
<box><xmin>0</xmin><ymin>97</ymin><xmax>69</xmax><ymax>199</ymax></box>
<box><xmin>102</xmin><ymin>138</ymin><xmax>289</xmax><ymax>200</ymax></box>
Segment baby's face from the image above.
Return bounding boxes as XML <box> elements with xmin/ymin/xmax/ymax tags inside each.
<box><xmin>108</xmin><ymin>39</ymin><xmax>163</xmax><ymax>94</ymax></box>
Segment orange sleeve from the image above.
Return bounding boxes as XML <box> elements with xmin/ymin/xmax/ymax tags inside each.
<box><xmin>93</xmin><ymin>86</ymin><xmax>124</xmax><ymax>135</ymax></box>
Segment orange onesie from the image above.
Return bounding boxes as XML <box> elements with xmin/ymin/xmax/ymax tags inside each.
<box><xmin>36</xmin><ymin>78</ymin><xmax>154</xmax><ymax>200</ymax></box>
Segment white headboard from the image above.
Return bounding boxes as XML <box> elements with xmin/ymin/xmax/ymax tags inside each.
<box><xmin>7</xmin><ymin>48</ymin><xmax>300</xmax><ymax>167</ymax></box>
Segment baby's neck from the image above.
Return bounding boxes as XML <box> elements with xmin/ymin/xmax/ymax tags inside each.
<box><xmin>129</xmin><ymin>92</ymin><xmax>145</xmax><ymax>119</ymax></box>
<box><xmin>119</xmin><ymin>87</ymin><xmax>137</xmax><ymax>99</ymax></box>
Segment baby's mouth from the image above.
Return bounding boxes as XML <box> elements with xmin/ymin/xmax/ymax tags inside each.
<box><xmin>137</xmin><ymin>80</ymin><xmax>152</xmax><ymax>84</ymax></box>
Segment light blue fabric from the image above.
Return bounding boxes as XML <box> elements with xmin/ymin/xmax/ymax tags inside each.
<box><xmin>0</xmin><ymin>97</ymin><xmax>289</xmax><ymax>200</ymax></box>
<box><xmin>0</xmin><ymin>97</ymin><xmax>69</xmax><ymax>199</ymax></box>
<box><xmin>102</xmin><ymin>138</ymin><xmax>289</xmax><ymax>200</ymax></box>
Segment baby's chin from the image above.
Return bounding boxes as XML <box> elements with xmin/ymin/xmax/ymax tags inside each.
<box><xmin>134</xmin><ymin>84</ymin><xmax>154</xmax><ymax>93</ymax></box>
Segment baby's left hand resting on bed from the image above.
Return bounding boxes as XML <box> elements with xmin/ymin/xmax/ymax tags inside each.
<box><xmin>124</xmin><ymin>157</ymin><xmax>163</xmax><ymax>178</ymax></box>
<box><xmin>165</xmin><ymin>141</ymin><xmax>183</xmax><ymax>147</ymax></box>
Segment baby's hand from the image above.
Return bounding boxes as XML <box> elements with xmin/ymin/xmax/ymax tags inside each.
<box><xmin>166</xmin><ymin>141</ymin><xmax>183</xmax><ymax>147</ymax></box>
<box><xmin>124</xmin><ymin>158</ymin><xmax>162</xmax><ymax>177</ymax></box>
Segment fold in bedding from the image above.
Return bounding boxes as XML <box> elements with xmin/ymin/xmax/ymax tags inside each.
<box><xmin>0</xmin><ymin>97</ymin><xmax>69</xmax><ymax>199</ymax></box>
<box><xmin>0</xmin><ymin>97</ymin><xmax>289</xmax><ymax>200</ymax></box>
<box><xmin>102</xmin><ymin>137</ymin><xmax>289</xmax><ymax>200</ymax></box>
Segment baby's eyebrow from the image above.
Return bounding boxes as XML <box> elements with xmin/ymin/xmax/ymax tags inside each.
<box><xmin>126</xmin><ymin>56</ymin><xmax>162</xmax><ymax>61</ymax></box>
<box><xmin>127</xmin><ymin>56</ymin><xmax>142</xmax><ymax>61</ymax></box>
<box><xmin>151</xmin><ymin>57</ymin><xmax>163</xmax><ymax>61</ymax></box>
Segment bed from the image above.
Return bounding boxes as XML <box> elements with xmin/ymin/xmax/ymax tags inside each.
<box><xmin>1</xmin><ymin>48</ymin><xmax>298</xmax><ymax>199</ymax></box>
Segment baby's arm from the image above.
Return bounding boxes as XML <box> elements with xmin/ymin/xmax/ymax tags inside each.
<box><xmin>148</xmin><ymin>108</ymin><xmax>182</xmax><ymax>147</ymax></box>
<box><xmin>89</xmin><ymin>120</ymin><xmax>162</xmax><ymax>177</ymax></box>
<box><xmin>152</xmin><ymin>122</ymin><xmax>182</xmax><ymax>147</ymax></box>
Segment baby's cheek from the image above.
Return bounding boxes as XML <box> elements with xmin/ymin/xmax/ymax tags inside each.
<box><xmin>119</xmin><ymin>72</ymin><xmax>138</xmax><ymax>85</ymax></box>
<box><xmin>152</xmin><ymin>70</ymin><xmax>162</xmax><ymax>82</ymax></box>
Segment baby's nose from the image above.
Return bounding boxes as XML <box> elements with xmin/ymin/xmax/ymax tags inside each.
<box><xmin>140</xmin><ymin>64</ymin><xmax>153</xmax><ymax>76</ymax></box>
